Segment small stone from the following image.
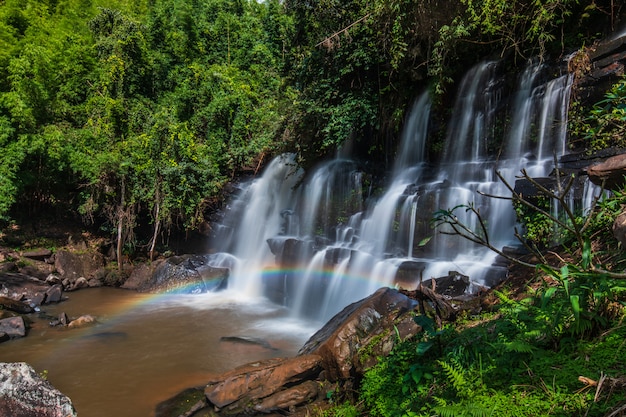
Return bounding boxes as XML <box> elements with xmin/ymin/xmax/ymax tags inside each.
<box><xmin>45</xmin><ymin>285</ymin><xmax>63</xmax><ymax>304</ymax></box>
<box><xmin>67</xmin><ymin>315</ymin><xmax>97</xmax><ymax>329</ymax></box>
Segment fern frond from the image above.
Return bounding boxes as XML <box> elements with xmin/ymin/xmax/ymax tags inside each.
<box><xmin>432</xmin><ymin>402</ymin><xmax>490</xmax><ymax>417</ymax></box>
<box><xmin>503</xmin><ymin>340</ymin><xmax>536</xmax><ymax>353</ymax></box>
<box><xmin>438</xmin><ymin>360</ymin><xmax>467</xmax><ymax>394</ymax></box>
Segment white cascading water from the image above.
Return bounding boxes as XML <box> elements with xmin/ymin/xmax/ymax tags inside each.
<box><xmin>208</xmin><ymin>60</ymin><xmax>593</xmax><ymax>324</ymax></box>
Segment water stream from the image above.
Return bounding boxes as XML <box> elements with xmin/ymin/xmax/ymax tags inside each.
<box><xmin>0</xmin><ymin>288</ymin><xmax>312</xmax><ymax>417</ymax></box>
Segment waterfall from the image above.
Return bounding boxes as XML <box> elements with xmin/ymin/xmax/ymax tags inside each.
<box><xmin>208</xmin><ymin>61</ymin><xmax>580</xmax><ymax>323</ymax></box>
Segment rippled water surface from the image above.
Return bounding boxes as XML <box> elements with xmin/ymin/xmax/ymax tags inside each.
<box><xmin>0</xmin><ymin>287</ymin><xmax>316</xmax><ymax>417</ymax></box>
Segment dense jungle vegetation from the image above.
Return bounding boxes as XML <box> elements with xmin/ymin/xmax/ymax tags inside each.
<box><xmin>1</xmin><ymin>0</ymin><xmax>626</xmax><ymax>415</ymax></box>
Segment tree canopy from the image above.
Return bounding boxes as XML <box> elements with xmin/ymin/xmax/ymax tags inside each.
<box><xmin>0</xmin><ymin>0</ymin><xmax>622</xmax><ymax>256</ymax></box>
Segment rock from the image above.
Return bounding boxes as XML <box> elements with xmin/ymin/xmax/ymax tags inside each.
<box><xmin>45</xmin><ymin>284</ymin><xmax>63</xmax><ymax>304</ymax></box>
<box><xmin>219</xmin><ymin>336</ymin><xmax>277</xmax><ymax>350</ymax></box>
<box><xmin>0</xmin><ymin>362</ymin><xmax>77</xmax><ymax>417</ymax></box>
<box><xmin>0</xmin><ymin>316</ymin><xmax>26</xmax><ymax>338</ymax></box>
<box><xmin>0</xmin><ymin>272</ymin><xmax>51</xmax><ymax>305</ymax></box>
<box><xmin>204</xmin><ymin>354</ymin><xmax>323</xmax><ymax>412</ymax></box>
<box><xmin>422</xmin><ymin>271</ymin><xmax>470</xmax><ymax>298</ymax></box>
<box><xmin>21</xmin><ymin>249</ymin><xmax>53</xmax><ymax>261</ymax></box>
<box><xmin>298</xmin><ymin>287</ymin><xmax>420</xmax><ymax>381</ymax></box>
<box><xmin>587</xmin><ymin>153</ymin><xmax>626</xmax><ymax>190</ymax></box>
<box><xmin>155</xmin><ymin>387</ymin><xmax>209</xmax><ymax>417</ymax></box>
<box><xmin>136</xmin><ymin>255</ymin><xmax>229</xmax><ymax>294</ymax></box>
<box><xmin>71</xmin><ymin>277</ymin><xmax>89</xmax><ymax>290</ymax></box>
<box><xmin>267</xmin><ymin>237</ymin><xmax>316</xmax><ymax>266</ymax></box>
<box><xmin>0</xmin><ymin>296</ymin><xmax>34</xmax><ymax>314</ymax></box>
<box><xmin>121</xmin><ymin>261</ymin><xmax>160</xmax><ymax>290</ymax></box>
<box><xmin>45</xmin><ymin>274</ymin><xmax>62</xmax><ymax>285</ymax></box>
<box><xmin>67</xmin><ymin>314</ymin><xmax>97</xmax><ymax>329</ymax></box>
<box><xmin>253</xmin><ymin>380</ymin><xmax>319</xmax><ymax>413</ymax></box>
<box><xmin>54</xmin><ymin>249</ymin><xmax>105</xmax><ymax>282</ymax></box>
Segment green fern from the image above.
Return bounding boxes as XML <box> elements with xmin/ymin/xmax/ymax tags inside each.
<box><xmin>501</xmin><ymin>340</ymin><xmax>536</xmax><ymax>353</ymax></box>
<box><xmin>438</xmin><ymin>360</ymin><xmax>469</xmax><ymax>395</ymax></box>
<box><xmin>432</xmin><ymin>402</ymin><xmax>490</xmax><ymax>417</ymax></box>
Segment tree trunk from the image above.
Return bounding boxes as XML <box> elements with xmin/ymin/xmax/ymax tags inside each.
<box><xmin>117</xmin><ymin>176</ymin><xmax>125</xmax><ymax>273</ymax></box>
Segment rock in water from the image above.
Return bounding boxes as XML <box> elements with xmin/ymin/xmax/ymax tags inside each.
<box><xmin>0</xmin><ymin>362</ymin><xmax>77</xmax><ymax>417</ymax></box>
<box><xmin>298</xmin><ymin>287</ymin><xmax>420</xmax><ymax>380</ymax></box>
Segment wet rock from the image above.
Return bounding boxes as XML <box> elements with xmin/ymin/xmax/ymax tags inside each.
<box><xmin>298</xmin><ymin>287</ymin><xmax>420</xmax><ymax>381</ymax></box>
<box><xmin>121</xmin><ymin>262</ymin><xmax>159</xmax><ymax>290</ymax></box>
<box><xmin>0</xmin><ymin>316</ymin><xmax>26</xmax><ymax>338</ymax></box>
<box><xmin>0</xmin><ymin>362</ymin><xmax>77</xmax><ymax>417</ymax></box>
<box><xmin>204</xmin><ymin>354</ymin><xmax>323</xmax><ymax>412</ymax></box>
<box><xmin>220</xmin><ymin>336</ymin><xmax>277</xmax><ymax>350</ymax></box>
<box><xmin>67</xmin><ymin>314</ymin><xmax>97</xmax><ymax>329</ymax></box>
<box><xmin>586</xmin><ymin>153</ymin><xmax>626</xmax><ymax>190</ymax></box>
<box><xmin>59</xmin><ymin>312</ymin><xmax>69</xmax><ymax>326</ymax></box>
<box><xmin>0</xmin><ymin>296</ymin><xmax>34</xmax><ymax>314</ymax></box>
<box><xmin>253</xmin><ymin>380</ymin><xmax>319</xmax><ymax>413</ymax></box>
<box><xmin>45</xmin><ymin>284</ymin><xmax>63</xmax><ymax>304</ymax></box>
<box><xmin>45</xmin><ymin>274</ymin><xmax>62</xmax><ymax>285</ymax></box>
<box><xmin>135</xmin><ymin>255</ymin><xmax>229</xmax><ymax>294</ymax></box>
<box><xmin>155</xmin><ymin>387</ymin><xmax>210</xmax><ymax>417</ymax></box>
<box><xmin>72</xmin><ymin>277</ymin><xmax>89</xmax><ymax>290</ymax></box>
<box><xmin>422</xmin><ymin>271</ymin><xmax>470</xmax><ymax>298</ymax></box>
<box><xmin>0</xmin><ymin>272</ymin><xmax>54</xmax><ymax>307</ymax></box>
<box><xmin>394</xmin><ymin>260</ymin><xmax>427</xmax><ymax>289</ymax></box>
<box><xmin>267</xmin><ymin>238</ymin><xmax>315</xmax><ymax>266</ymax></box>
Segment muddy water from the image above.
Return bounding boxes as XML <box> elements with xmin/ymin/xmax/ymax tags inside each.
<box><xmin>0</xmin><ymin>287</ymin><xmax>317</xmax><ymax>417</ymax></box>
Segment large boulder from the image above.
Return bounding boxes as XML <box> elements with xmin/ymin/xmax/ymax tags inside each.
<box><xmin>204</xmin><ymin>354</ymin><xmax>323</xmax><ymax>414</ymax></box>
<box><xmin>0</xmin><ymin>362</ymin><xmax>77</xmax><ymax>417</ymax></box>
<box><xmin>0</xmin><ymin>272</ymin><xmax>60</xmax><ymax>307</ymax></box>
<box><xmin>53</xmin><ymin>249</ymin><xmax>105</xmax><ymax>289</ymax></box>
<box><xmin>586</xmin><ymin>153</ymin><xmax>626</xmax><ymax>190</ymax></box>
<box><xmin>298</xmin><ymin>287</ymin><xmax>420</xmax><ymax>381</ymax></box>
<box><xmin>133</xmin><ymin>255</ymin><xmax>229</xmax><ymax>294</ymax></box>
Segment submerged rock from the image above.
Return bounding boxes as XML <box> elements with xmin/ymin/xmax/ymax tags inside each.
<box><xmin>0</xmin><ymin>362</ymin><xmax>77</xmax><ymax>417</ymax></box>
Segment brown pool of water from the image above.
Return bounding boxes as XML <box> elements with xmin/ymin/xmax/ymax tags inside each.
<box><xmin>0</xmin><ymin>287</ymin><xmax>314</xmax><ymax>417</ymax></box>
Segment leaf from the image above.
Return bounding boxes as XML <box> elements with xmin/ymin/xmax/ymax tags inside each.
<box><xmin>416</xmin><ymin>341</ymin><xmax>434</xmax><ymax>356</ymax></box>
<box><xmin>581</xmin><ymin>239</ymin><xmax>591</xmax><ymax>270</ymax></box>
<box><xmin>541</xmin><ymin>287</ymin><xmax>557</xmax><ymax>309</ymax></box>
<box><xmin>414</xmin><ymin>315</ymin><xmax>436</xmax><ymax>334</ymax></box>
<box><xmin>418</xmin><ymin>236</ymin><xmax>431</xmax><ymax>247</ymax></box>
<box><xmin>570</xmin><ymin>295</ymin><xmax>580</xmax><ymax>322</ymax></box>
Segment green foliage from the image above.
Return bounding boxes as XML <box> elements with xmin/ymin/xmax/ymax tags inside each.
<box><xmin>579</xmin><ymin>75</ymin><xmax>626</xmax><ymax>151</ymax></box>
<box><xmin>0</xmin><ymin>0</ymin><xmax>294</xmax><ymax>254</ymax></box>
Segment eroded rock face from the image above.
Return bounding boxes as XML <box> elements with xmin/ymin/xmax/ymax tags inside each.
<box><xmin>0</xmin><ymin>362</ymin><xmax>77</xmax><ymax>417</ymax></box>
<box><xmin>587</xmin><ymin>153</ymin><xmax>626</xmax><ymax>190</ymax></box>
<box><xmin>298</xmin><ymin>287</ymin><xmax>420</xmax><ymax>381</ymax></box>
<box><xmin>204</xmin><ymin>354</ymin><xmax>323</xmax><ymax>413</ymax></box>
